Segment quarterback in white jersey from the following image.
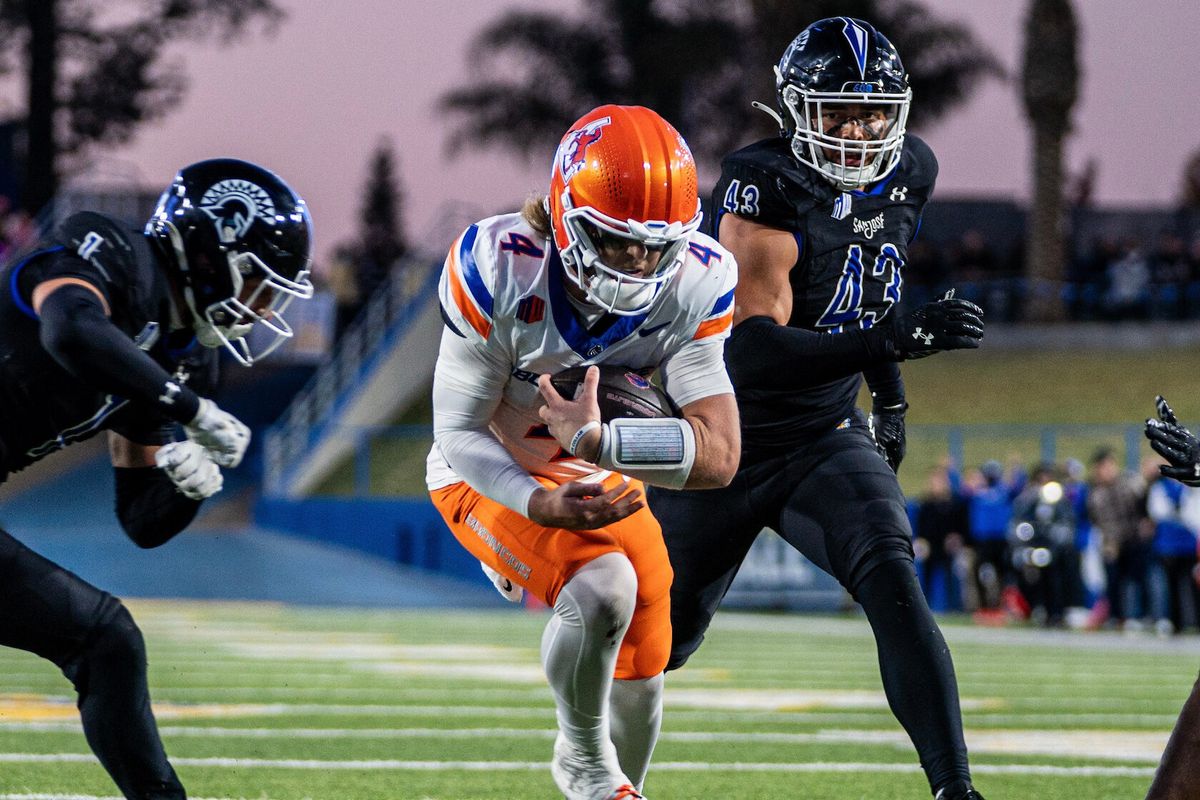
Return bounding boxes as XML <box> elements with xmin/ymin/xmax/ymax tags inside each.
<box><xmin>425</xmin><ymin>211</ymin><xmax>737</xmax><ymax>500</ymax></box>
<box><xmin>427</xmin><ymin>105</ymin><xmax>740</xmax><ymax>800</ymax></box>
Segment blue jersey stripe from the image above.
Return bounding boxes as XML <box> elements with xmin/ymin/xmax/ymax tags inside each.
<box><xmin>547</xmin><ymin>248</ymin><xmax>647</xmax><ymax>357</ymax></box>
<box><xmin>458</xmin><ymin>224</ymin><xmax>493</xmax><ymax>317</ymax></box>
<box><xmin>709</xmin><ymin>287</ymin><xmax>735</xmax><ymax>317</ymax></box>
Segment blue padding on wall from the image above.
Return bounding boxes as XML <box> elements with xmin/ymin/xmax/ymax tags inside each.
<box><xmin>256</xmin><ymin>497</ymin><xmax>481</xmax><ymax>582</ymax></box>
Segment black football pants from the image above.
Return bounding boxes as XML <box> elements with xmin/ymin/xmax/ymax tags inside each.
<box><xmin>648</xmin><ymin>413</ymin><xmax>971</xmax><ymax>793</ymax></box>
<box><xmin>0</xmin><ymin>529</ymin><xmax>185</xmax><ymax>799</ymax></box>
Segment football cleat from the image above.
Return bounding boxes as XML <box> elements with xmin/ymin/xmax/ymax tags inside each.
<box><xmin>605</xmin><ymin>786</ymin><xmax>645</xmax><ymax>800</ymax></box>
<box><xmin>551</xmin><ymin>732</ymin><xmax>633</xmax><ymax>800</ymax></box>
<box><xmin>934</xmin><ymin>780</ymin><xmax>986</xmax><ymax>800</ymax></box>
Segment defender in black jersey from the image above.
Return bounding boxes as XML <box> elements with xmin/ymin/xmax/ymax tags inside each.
<box><xmin>1143</xmin><ymin>396</ymin><xmax>1200</xmax><ymax>799</ymax></box>
<box><xmin>647</xmin><ymin>18</ymin><xmax>986</xmax><ymax>800</ymax></box>
<box><xmin>0</xmin><ymin>158</ymin><xmax>313</xmax><ymax>799</ymax></box>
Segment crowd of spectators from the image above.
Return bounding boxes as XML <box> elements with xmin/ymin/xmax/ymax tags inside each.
<box><xmin>903</xmin><ymin>225</ymin><xmax>1200</xmax><ymax>323</ymax></box>
<box><xmin>906</xmin><ymin>150</ymin><xmax>1200</xmax><ymax>322</ymax></box>
<box><xmin>910</xmin><ymin>451</ymin><xmax>1200</xmax><ymax>636</ymax></box>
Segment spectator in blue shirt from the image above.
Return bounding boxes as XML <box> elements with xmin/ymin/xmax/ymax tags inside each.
<box><xmin>1147</xmin><ymin>474</ymin><xmax>1200</xmax><ymax>635</ymax></box>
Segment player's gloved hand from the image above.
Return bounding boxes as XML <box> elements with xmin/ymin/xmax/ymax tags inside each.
<box><xmin>185</xmin><ymin>398</ymin><xmax>251</xmax><ymax>468</ymax></box>
<box><xmin>1146</xmin><ymin>395</ymin><xmax>1200</xmax><ymax>486</ymax></box>
<box><xmin>886</xmin><ymin>290</ymin><xmax>984</xmax><ymax>360</ymax></box>
<box><xmin>154</xmin><ymin>440</ymin><xmax>224</xmax><ymax>500</ymax></box>
<box><xmin>870</xmin><ymin>401</ymin><xmax>908</xmax><ymax>473</ymax></box>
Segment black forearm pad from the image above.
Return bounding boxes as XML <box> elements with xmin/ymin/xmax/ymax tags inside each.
<box><xmin>38</xmin><ymin>284</ymin><xmax>200</xmax><ymax>423</ymax></box>
<box><xmin>725</xmin><ymin>315</ymin><xmax>898</xmax><ymax>391</ymax></box>
<box><xmin>863</xmin><ymin>361</ymin><xmax>905</xmax><ymax>409</ymax></box>
<box><xmin>114</xmin><ymin>466</ymin><xmax>201</xmax><ymax>548</ymax></box>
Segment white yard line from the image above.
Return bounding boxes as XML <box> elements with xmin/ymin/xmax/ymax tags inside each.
<box><xmin>0</xmin><ymin>724</ymin><xmax>1167</xmax><ymax>762</ymax></box>
<box><xmin>0</xmin><ymin>753</ymin><xmax>1157</xmax><ymax>777</ymax></box>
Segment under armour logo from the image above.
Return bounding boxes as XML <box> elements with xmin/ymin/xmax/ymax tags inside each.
<box><xmin>1193</xmin><ymin>462</ymin><xmax>1200</xmax><ymax>478</ymax></box>
<box><xmin>77</xmin><ymin>231</ymin><xmax>105</xmax><ymax>260</ymax></box>
<box><xmin>890</xmin><ymin>186</ymin><xmax>909</xmax><ymax>202</ymax></box>
<box><xmin>912</xmin><ymin>328</ymin><xmax>934</xmax><ymax>345</ymax></box>
<box><xmin>159</xmin><ymin>381</ymin><xmax>182</xmax><ymax>405</ymax></box>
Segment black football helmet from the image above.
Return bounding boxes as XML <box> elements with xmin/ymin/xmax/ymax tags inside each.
<box><xmin>146</xmin><ymin>158</ymin><xmax>314</xmax><ymax>365</ymax></box>
<box><xmin>772</xmin><ymin>17</ymin><xmax>911</xmax><ymax>189</ymax></box>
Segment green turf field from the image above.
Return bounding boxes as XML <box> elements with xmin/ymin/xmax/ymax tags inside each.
<box><xmin>1</xmin><ymin>600</ymin><xmax>1194</xmax><ymax>799</ymax></box>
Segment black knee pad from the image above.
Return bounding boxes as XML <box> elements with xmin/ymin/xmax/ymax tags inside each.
<box><xmin>64</xmin><ymin>597</ymin><xmax>146</xmax><ymax>695</ymax></box>
<box><xmin>91</xmin><ymin>599</ymin><xmax>146</xmax><ymax>670</ymax></box>
<box><xmin>852</xmin><ymin>555</ymin><xmax>924</xmax><ymax>607</ymax></box>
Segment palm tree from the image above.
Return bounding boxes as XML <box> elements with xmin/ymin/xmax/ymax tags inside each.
<box><xmin>1021</xmin><ymin>0</ymin><xmax>1079</xmax><ymax>322</ymax></box>
<box><xmin>440</xmin><ymin>0</ymin><xmax>1001</xmax><ymax>175</ymax></box>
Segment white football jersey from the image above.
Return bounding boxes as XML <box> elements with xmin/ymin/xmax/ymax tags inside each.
<box><xmin>426</xmin><ymin>212</ymin><xmax>737</xmax><ymax>496</ymax></box>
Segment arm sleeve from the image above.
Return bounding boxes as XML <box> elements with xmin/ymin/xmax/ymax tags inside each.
<box><xmin>725</xmin><ymin>315</ymin><xmax>897</xmax><ymax>391</ymax></box>
<box><xmin>432</xmin><ymin>327</ymin><xmax>543</xmax><ymax>517</ymax></box>
<box><xmin>38</xmin><ymin>284</ymin><xmax>201</xmax><ymax>423</ymax></box>
<box><xmin>863</xmin><ymin>361</ymin><xmax>905</xmax><ymax>408</ymax></box>
<box><xmin>113</xmin><ymin>466</ymin><xmax>202</xmax><ymax>548</ymax></box>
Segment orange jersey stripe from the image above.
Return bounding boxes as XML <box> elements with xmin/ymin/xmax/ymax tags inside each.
<box><xmin>692</xmin><ymin>309</ymin><xmax>733</xmax><ymax>340</ymax></box>
<box><xmin>448</xmin><ymin>247</ymin><xmax>492</xmax><ymax>339</ymax></box>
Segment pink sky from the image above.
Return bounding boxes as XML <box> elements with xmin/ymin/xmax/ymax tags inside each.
<box><xmin>85</xmin><ymin>0</ymin><xmax>1200</xmax><ymax>267</ymax></box>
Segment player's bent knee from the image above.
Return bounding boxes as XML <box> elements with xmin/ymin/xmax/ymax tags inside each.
<box><xmin>90</xmin><ymin>598</ymin><xmax>147</xmax><ymax>673</ymax></box>
<box><xmin>566</xmin><ymin>552</ymin><xmax>638</xmax><ymax>633</ymax></box>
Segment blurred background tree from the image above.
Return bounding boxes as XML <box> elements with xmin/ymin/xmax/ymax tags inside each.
<box><xmin>0</xmin><ymin>0</ymin><xmax>285</xmax><ymax>215</ymax></box>
<box><xmin>332</xmin><ymin>138</ymin><xmax>409</xmax><ymax>336</ymax></box>
<box><xmin>439</xmin><ymin>0</ymin><xmax>1001</xmax><ymax>174</ymax></box>
<box><xmin>1021</xmin><ymin>0</ymin><xmax>1080</xmax><ymax>323</ymax></box>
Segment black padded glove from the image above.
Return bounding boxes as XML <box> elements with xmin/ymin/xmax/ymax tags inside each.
<box><xmin>886</xmin><ymin>291</ymin><xmax>984</xmax><ymax>360</ymax></box>
<box><xmin>1146</xmin><ymin>395</ymin><xmax>1200</xmax><ymax>486</ymax></box>
<box><xmin>870</xmin><ymin>400</ymin><xmax>908</xmax><ymax>473</ymax></box>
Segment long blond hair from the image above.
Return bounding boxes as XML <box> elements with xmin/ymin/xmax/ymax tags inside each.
<box><xmin>521</xmin><ymin>194</ymin><xmax>552</xmax><ymax>237</ymax></box>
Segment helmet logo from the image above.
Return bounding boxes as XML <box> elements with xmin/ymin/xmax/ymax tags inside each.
<box><xmin>624</xmin><ymin>372</ymin><xmax>651</xmax><ymax>390</ymax></box>
<box><xmin>558</xmin><ymin>116</ymin><xmax>611</xmax><ymax>183</ymax></box>
<box><xmin>839</xmin><ymin>17</ymin><xmax>870</xmax><ymax>79</ymax></box>
<box><xmin>199</xmin><ymin>179</ymin><xmax>276</xmax><ymax>244</ymax></box>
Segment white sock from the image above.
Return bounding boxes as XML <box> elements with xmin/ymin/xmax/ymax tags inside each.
<box><xmin>541</xmin><ymin>552</ymin><xmax>638</xmax><ymax>763</ymax></box>
<box><xmin>610</xmin><ymin>673</ymin><xmax>664</xmax><ymax>790</ymax></box>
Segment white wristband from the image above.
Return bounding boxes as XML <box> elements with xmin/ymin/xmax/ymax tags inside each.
<box><xmin>568</xmin><ymin>420</ymin><xmax>602</xmax><ymax>457</ymax></box>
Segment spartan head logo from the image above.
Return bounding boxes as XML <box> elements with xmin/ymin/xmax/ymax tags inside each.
<box><xmin>199</xmin><ymin>179</ymin><xmax>276</xmax><ymax>244</ymax></box>
<box><xmin>558</xmin><ymin>116</ymin><xmax>611</xmax><ymax>182</ymax></box>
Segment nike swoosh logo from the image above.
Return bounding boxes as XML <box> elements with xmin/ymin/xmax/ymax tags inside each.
<box><xmin>638</xmin><ymin>322</ymin><xmax>671</xmax><ymax>337</ymax></box>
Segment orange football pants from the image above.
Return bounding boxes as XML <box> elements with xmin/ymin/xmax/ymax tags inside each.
<box><xmin>430</xmin><ymin>474</ymin><xmax>673</xmax><ymax>680</ymax></box>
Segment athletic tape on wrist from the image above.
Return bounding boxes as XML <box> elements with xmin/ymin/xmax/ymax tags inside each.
<box><xmin>595</xmin><ymin>417</ymin><xmax>696</xmax><ymax>489</ymax></box>
<box><xmin>568</xmin><ymin>420</ymin><xmax>602</xmax><ymax>457</ymax></box>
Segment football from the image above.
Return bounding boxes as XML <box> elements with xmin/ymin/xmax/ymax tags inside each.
<box><xmin>550</xmin><ymin>365</ymin><xmax>679</xmax><ymax>421</ymax></box>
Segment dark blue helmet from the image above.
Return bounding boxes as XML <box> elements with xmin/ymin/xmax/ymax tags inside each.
<box><xmin>146</xmin><ymin>158</ymin><xmax>314</xmax><ymax>365</ymax></box>
<box><xmin>773</xmin><ymin>17</ymin><xmax>911</xmax><ymax>189</ymax></box>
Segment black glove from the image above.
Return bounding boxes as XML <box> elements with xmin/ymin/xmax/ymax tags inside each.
<box><xmin>885</xmin><ymin>291</ymin><xmax>984</xmax><ymax>360</ymax></box>
<box><xmin>1146</xmin><ymin>395</ymin><xmax>1200</xmax><ymax>486</ymax></box>
<box><xmin>870</xmin><ymin>400</ymin><xmax>908</xmax><ymax>473</ymax></box>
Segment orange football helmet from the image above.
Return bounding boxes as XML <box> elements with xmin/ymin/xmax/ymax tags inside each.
<box><xmin>548</xmin><ymin>105</ymin><xmax>702</xmax><ymax>316</ymax></box>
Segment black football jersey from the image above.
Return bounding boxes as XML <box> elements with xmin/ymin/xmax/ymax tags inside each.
<box><xmin>712</xmin><ymin>134</ymin><xmax>937</xmax><ymax>451</ymax></box>
<box><xmin>0</xmin><ymin>212</ymin><xmax>217</xmax><ymax>476</ymax></box>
